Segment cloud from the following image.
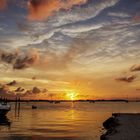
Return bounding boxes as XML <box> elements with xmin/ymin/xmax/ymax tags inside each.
<box><xmin>40</xmin><ymin>38</ymin><xmax>89</xmax><ymax>70</ymax></box>
<box><xmin>136</xmin><ymin>89</ymin><xmax>140</xmax><ymax>91</ymax></box>
<box><xmin>14</xmin><ymin>49</ymin><xmax>40</xmax><ymax>70</ymax></box>
<box><xmin>16</xmin><ymin>22</ymin><xmax>32</xmax><ymax>32</ymax></box>
<box><xmin>108</xmin><ymin>12</ymin><xmax>130</xmax><ymax>18</ymax></box>
<box><xmin>42</xmin><ymin>88</ymin><xmax>47</xmax><ymax>93</ymax></box>
<box><xmin>0</xmin><ymin>41</ymin><xmax>87</xmax><ymax>71</ymax></box>
<box><xmin>6</xmin><ymin>80</ymin><xmax>17</xmax><ymax>86</ymax></box>
<box><xmin>0</xmin><ymin>85</ymin><xmax>9</xmax><ymax>94</ymax></box>
<box><xmin>32</xmin><ymin>76</ymin><xmax>36</xmax><ymax>80</ymax></box>
<box><xmin>21</xmin><ymin>86</ymin><xmax>47</xmax><ymax>97</ymax></box>
<box><xmin>115</xmin><ymin>75</ymin><xmax>136</xmax><ymax>83</ymax></box>
<box><xmin>130</xmin><ymin>64</ymin><xmax>140</xmax><ymax>72</ymax></box>
<box><xmin>0</xmin><ymin>0</ymin><xmax>7</xmax><ymax>10</ymax></box>
<box><xmin>0</xmin><ymin>78</ymin><xmax>54</xmax><ymax>98</ymax></box>
<box><xmin>133</xmin><ymin>14</ymin><xmax>140</xmax><ymax>23</ymax></box>
<box><xmin>32</xmin><ymin>86</ymin><xmax>41</xmax><ymax>94</ymax></box>
<box><xmin>15</xmin><ymin>87</ymin><xmax>25</xmax><ymax>92</ymax></box>
<box><xmin>0</xmin><ymin>84</ymin><xmax>15</xmax><ymax>98</ymax></box>
<box><xmin>0</xmin><ymin>49</ymin><xmax>40</xmax><ymax>70</ymax></box>
<box><xmin>28</xmin><ymin>0</ymin><xmax>87</xmax><ymax>21</ymax></box>
<box><xmin>1</xmin><ymin>51</ymin><xmax>18</xmax><ymax>64</ymax></box>
<box><xmin>23</xmin><ymin>90</ymin><xmax>32</xmax><ymax>96</ymax></box>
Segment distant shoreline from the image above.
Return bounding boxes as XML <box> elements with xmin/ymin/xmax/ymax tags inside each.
<box><xmin>1</xmin><ymin>99</ymin><xmax>140</xmax><ymax>103</ymax></box>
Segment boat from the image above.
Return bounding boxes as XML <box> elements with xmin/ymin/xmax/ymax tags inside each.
<box><xmin>54</xmin><ymin>101</ymin><xmax>61</xmax><ymax>104</ymax></box>
<box><xmin>32</xmin><ymin>105</ymin><xmax>37</xmax><ymax>109</ymax></box>
<box><xmin>0</xmin><ymin>102</ymin><xmax>11</xmax><ymax>116</ymax></box>
<box><xmin>0</xmin><ymin>116</ymin><xmax>11</xmax><ymax>127</ymax></box>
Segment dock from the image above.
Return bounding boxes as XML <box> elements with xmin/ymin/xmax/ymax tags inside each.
<box><xmin>101</xmin><ymin>113</ymin><xmax>140</xmax><ymax>140</ymax></box>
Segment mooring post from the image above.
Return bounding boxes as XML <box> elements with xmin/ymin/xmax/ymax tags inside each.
<box><xmin>15</xmin><ymin>97</ymin><xmax>18</xmax><ymax>117</ymax></box>
<box><xmin>17</xmin><ymin>97</ymin><xmax>20</xmax><ymax>117</ymax></box>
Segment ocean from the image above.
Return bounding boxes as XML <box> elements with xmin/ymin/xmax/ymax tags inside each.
<box><xmin>0</xmin><ymin>102</ymin><xmax>140</xmax><ymax>140</ymax></box>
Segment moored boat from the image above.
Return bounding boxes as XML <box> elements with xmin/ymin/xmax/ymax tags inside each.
<box><xmin>0</xmin><ymin>102</ymin><xmax>11</xmax><ymax>116</ymax></box>
<box><xmin>32</xmin><ymin>105</ymin><xmax>37</xmax><ymax>109</ymax></box>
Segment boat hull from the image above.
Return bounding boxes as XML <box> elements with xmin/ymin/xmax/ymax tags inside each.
<box><xmin>0</xmin><ymin>109</ymin><xmax>10</xmax><ymax>116</ymax></box>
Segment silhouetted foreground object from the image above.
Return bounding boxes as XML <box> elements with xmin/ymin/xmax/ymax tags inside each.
<box><xmin>0</xmin><ymin>102</ymin><xmax>11</xmax><ymax>116</ymax></box>
<box><xmin>0</xmin><ymin>116</ymin><xmax>11</xmax><ymax>128</ymax></box>
<box><xmin>103</xmin><ymin>116</ymin><xmax>118</xmax><ymax>130</ymax></box>
<box><xmin>101</xmin><ymin>113</ymin><xmax>140</xmax><ymax>140</ymax></box>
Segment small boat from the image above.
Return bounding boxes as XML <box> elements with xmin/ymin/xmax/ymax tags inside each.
<box><xmin>0</xmin><ymin>102</ymin><xmax>11</xmax><ymax>116</ymax></box>
<box><xmin>89</xmin><ymin>100</ymin><xmax>95</xmax><ymax>103</ymax></box>
<box><xmin>54</xmin><ymin>101</ymin><xmax>61</xmax><ymax>104</ymax></box>
<box><xmin>32</xmin><ymin>105</ymin><xmax>37</xmax><ymax>109</ymax></box>
<box><xmin>125</xmin><ymin>100</ymin><xmax>129</xmax><ymax>103</ymax></box>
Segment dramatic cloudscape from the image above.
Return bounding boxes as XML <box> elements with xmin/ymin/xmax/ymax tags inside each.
<box><xmin>0</xmin><ymin>0</ymin><xmax>140</xmax><ymax>100</ymax></box>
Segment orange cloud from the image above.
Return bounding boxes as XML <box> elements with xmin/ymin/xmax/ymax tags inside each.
<box><xmin>0</xmin><ymin>0</ymin><xmax>7</xmax><ymax>10</ymax></box>
<box><xmin>28</xmin><ymin>0</ymin><xmax>87</xmax><ymax>21</ymax></box>
<box><xmin>115</xmin><ymin>75</ymin><xmax>136</xmax><ymax>83</ymax></box>
<box><xmin>0</xmin><ymin>49</ymin><xmax>40</xmax><ymax>70</ymax></box>
<box><xmin>130</xmin><ymin>64</ymin><xmax>140</xmax><ymax>72</ymax></box>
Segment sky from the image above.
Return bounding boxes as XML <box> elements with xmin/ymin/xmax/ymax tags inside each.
<box><xmin>0</xmin><ymin>0</ymin><xmax>140</xmax><ymax>100</ymax></box>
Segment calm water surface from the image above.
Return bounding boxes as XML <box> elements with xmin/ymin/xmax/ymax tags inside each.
<box><xmin>0</xmin><ymin>102</ymin><xmax>140</xmax><ymax>140</ymax></box>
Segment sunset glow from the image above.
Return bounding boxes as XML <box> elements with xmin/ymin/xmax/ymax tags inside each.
<box><xmin>67</xmin><ymin>91</ymin><xmax>77</xmax><ymax>101</ymax></box>
<box><xmin>0</xmin><ymin>1</ymin><xmax>140</xmax><ymax>140</ymax></box>
<box><xmin>0</xmin><ymin>0</ymin><xmax>139</xmax><ymax>100</ymax></box>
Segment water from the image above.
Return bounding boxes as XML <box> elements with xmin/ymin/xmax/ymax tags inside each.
<box><xmin>0</xmin><ymin>102</ymin><xmax>140</xmax><ymax>140</ymax></box>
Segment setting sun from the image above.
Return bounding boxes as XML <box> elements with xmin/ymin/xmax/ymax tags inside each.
<box><xmin>67</xmin><ymin>91</ymin><xmax>77</xmax><ymax>101</ymax></box>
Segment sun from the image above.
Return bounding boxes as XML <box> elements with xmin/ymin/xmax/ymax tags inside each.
<box><xmin>67</xmin><ymin>91</ymin><xmax>77</xmax><ymax>101</ymax></box>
